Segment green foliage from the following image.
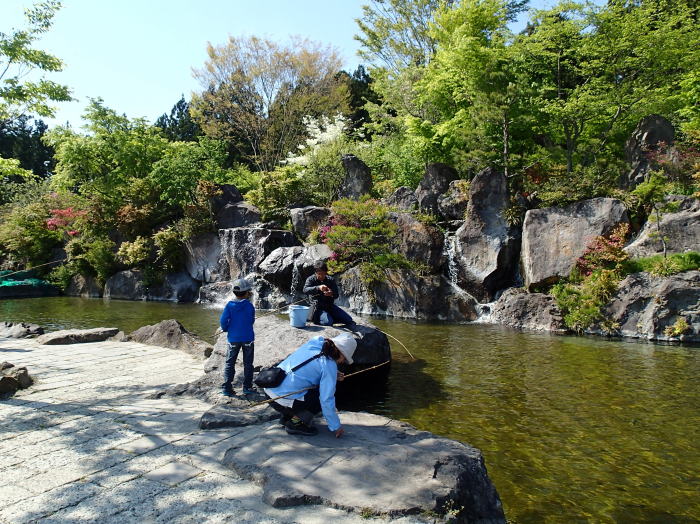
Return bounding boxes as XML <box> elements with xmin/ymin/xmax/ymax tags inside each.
<box><xmin>154</xmin><ymin>96</ymin><xmax>202</xmax><ymax>142</ymax></box>
<box><xmin>0</xmin><ymin>155</ymin><xmax>36</xmax><ymax>204</ymax></box>
<box><xmin>575</xmin><ymin>223</ymin><xmax>630</xmax><ymax>278</ymax></box>
<box><xmin>0</xmin><ymin>116</ymin><xmax>54</xmax><ymax>178</ymax></box>
<box><xmin>246</xmin><ymin>166</ymin><xmax>307</xmax><ymax>222</ymax></box>
<box><xmin>622</xmin><ymin>252</ymin><xmax>700</xmax><ymax>277</ymax></box>
<box><xmin>0</xmin><ymin>199</ymin><xmax>62</xmax><ymax>268</ymax></box>
<box><xmin>225</xmin><ymin>163</ymin><xmax>260</xmax><ymax>196</ymax></box>
<box><xmin>116</xmin><ymin>236</ymin><xmax>153</xmax><ymax>267</ymax></box>
<box><xmin>664</xmin><ymin>317</ymin><xmax>691</xmax><ymax>338</ymax></box>
<box><xmin>552</xmin><ymin>269</ymin><xmax>620</xmax><ymax>332</ymax></box>
<box><xmin>0</xmin><ymin>0</ymin><xmax>73</xmax><ymax>123</ymax></box>
<box><xmin>64</xmin><ymin>235</ymin><xmax>116</xmax><ymax>283</ymax></box>
<box><xmin>153</xmin><ymin>227</ymin><xmax>184</xmax><ymax>273</ymax></box>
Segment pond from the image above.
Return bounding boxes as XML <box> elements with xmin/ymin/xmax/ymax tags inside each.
<box><xmin>1</xmin><ymin>297</ymin><xmax>698</xmax><ymax>523</ymax></box>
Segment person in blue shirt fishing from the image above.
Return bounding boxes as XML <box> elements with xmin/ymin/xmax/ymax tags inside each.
<box><xmin>219</xmin><ymin>278</ymin><xmax>256</xmax><ymax>397</ymax></box>
<box><xmin>264</xmin><ymin>332</ymin><xmax>357</xmax><ymax>437</ymax></box>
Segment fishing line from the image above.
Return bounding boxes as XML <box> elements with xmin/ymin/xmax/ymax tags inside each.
<box><xmin>0</xmin><ymin>258</ymin><xmax>67</xmax><ymax>280</ymax></box>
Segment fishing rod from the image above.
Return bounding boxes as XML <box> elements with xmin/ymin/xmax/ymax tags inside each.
<box><xmin>0</xmin><ymin>258</ymin><xmax>67</xmax><ymax>280</ymax></box>
<box><xmin>243</xmin><ymin>360</ymin><xmax>391</xmax><ymax>410</ymax></box>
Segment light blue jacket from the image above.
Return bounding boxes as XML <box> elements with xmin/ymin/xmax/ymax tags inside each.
<box><xmin>267</xmin><ymin>336</ymin><xmax>341</xmax><ymax>431</ymax></box>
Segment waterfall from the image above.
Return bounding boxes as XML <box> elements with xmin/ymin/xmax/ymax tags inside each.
<box><xmin>444</xmin><ymin>232</ymin><xmax>461</xmax><ymax>286</ymax></box>
<box><xmin>290</xmin><ymin>262</ymin><xmax>301</xmax><ymax>298</ymax></box>
<box><xmin>472</xmin><ymin>302</ymin><xmax>496</xmax><ymax>324</ymax></box>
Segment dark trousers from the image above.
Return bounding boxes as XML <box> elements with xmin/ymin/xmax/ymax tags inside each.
<box><xmin>222</xmin><ymin>341</ymin><xmax>254</xmax><ymax>391</ymax></box>
<box><xmin>311</xmin><ymin>304</ymin><xmax>354</xmax><ymax>326</ymax></box>
<box><xmin>267</xmin><ymin>388</ymin><xmax>321</xmax><ymax>426</ymax></box>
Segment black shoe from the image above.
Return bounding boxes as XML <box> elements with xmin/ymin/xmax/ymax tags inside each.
<box><xmin>278</xmin><ymin>414</ymin><xmax>290</xmax><ymax>425</ymax></box>
<box><xmin>285</xmin><ymin>419</ymin><xmax>318</xmax><ymax>436</ymax></box>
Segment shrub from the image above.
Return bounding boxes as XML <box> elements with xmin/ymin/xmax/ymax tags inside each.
<box><xmin>575</xmin><ymin>223</ymin><xmax>630</xmax><ymax>278</ymax></box>
<box><xmin>153</xmin><ymin>227</ymin><xmax>184</xmax><ymax>272</ymax></box>
<box><xmin>622</xmin><ymin>251</ymin><xmax>700</xmax><ymax>276</ymax></box>
<box><xmin>246</xmin><ymin>165</ymin><xmax>308</xmax><ymax>223</ymax></box>
<box><xmin>664</xmin><ymin>317</ymin><xmax>691</xmax><ymax>337</ymax></box>
<box><xmin>65</xmin><ymin>235</ymin><xmax>116</xmax><ymax>283</ymax></box>
<box><xmin>117</xmin><ymin>236</ymin><xmax>153</xmax><ymax>267</ymax></box>
<box><xmin>552</xmin><ymin>269</ymin><xmax>620</xmax><ymax>332</ymax></box>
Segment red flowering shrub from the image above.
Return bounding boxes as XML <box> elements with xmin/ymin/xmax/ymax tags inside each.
<box><xmin>575</xmin><ymin>223</ymin><xmax>630</xmax><ymax>278</ymax></box>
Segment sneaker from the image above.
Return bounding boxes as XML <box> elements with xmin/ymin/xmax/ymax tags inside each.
<box><xmin>285</xmin><ymin>419</ymin><xmax>318</xmax><ymax>436</ymax></box>
<box><xmin>221</xmin><ymin>389</ymin><xmax>235</xmax><ymax>397</ymax></box>
<box><xmin>242</xmin><ymin>386</ymin><xmax>257</xmax><ymax>395</ymax></box>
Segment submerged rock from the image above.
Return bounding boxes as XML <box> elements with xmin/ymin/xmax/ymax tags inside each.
<box><xmin>127</xmin><ymin>319</ymin><xmax>213</xmax><ymax>359</ymax></box>
<box><xmin>36</xmin><ymin>327</ymin><xmax>119</xmax><ymax>345</ymax></box>
<box><xmin>0</xmin><ymin>321</ymin><xmax>44</xmax><ymax>339</ymax></box>
<box><xmin>221</xmin><ymin>412</ymin><xmax>506</xmax><ymax>523</ymax></box>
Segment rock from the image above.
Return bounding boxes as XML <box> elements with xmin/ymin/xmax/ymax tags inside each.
<box><xmin>388</xmin><ymin>212</ymin><xmax>446</xmax><ymax>270</ymax></box>
<box><xmin>184</xmin><ymin>232</ymin><xmax>226</xmax><ymax>283</ymax></box>
<box><xmin>36</xmin><ymin>327</ymin><xmax>120</xmax><ymax>345</ymax></box>
<box><xmin>521</xmin><ymin>198</ymin><xmax>629</xmax><ymax>290</ymax></box>
<box><xmin>221</xmin><ymin>412</ymin><xmax>506</xmax><ymax>522</ymax></box>
<box><xmin>596</xmin><ymin>271</ymin><xmax>700</xmax><ymax>342</ymax></box>
<box><xmin>259</xmin><ymin>244</ymin><xmax>333</xmax><ymax>297</ymax></box>
<box><xmin>488</xmin><ymin>288</ymin><xmax>568</xmax><ymax>333</ymax></box>
<box><xmin>438</xmin><ymin>179</ymin><xmax>470</xmax><ymax>220</ymax></box>
<box><xmin>625</xmin><ymin>196</ymin><xmax>700</xmax><ymax>258</ymax></box>
<box><xmin>161</xmin><ymin>315</ymin><xmax>390</xmax><ymax>402</ymax></box>
<box><xmin>127</xmin><ymin>319</ymin><xmax>213</xmax><ymax>359</ymax></box>
<box><xmin>104</xmin><ymin>270</ymin><xmax>147</xmax><ymax>300</ymax></box>
<box><xmin>146</xmin><ymin>271</ymin><xmax>200</xmax><ymax>303</ymax></box>
<box><xmin>3</xmin><ymin>365</ymin><xmax>32</xmax><ymax>389</ymax></box>
<box><xmin>0</xmin><ymin>321</ymin><xmax>44</xmax><ymax>338</ymax></box>
<box><xmin>0</xmin><ymin>376</ymin><xmax>20</xmax><ymax>395</ymax></box>
<box><xmin>65</xmin><ymin>274</ymin><xmax>102</xmax><ymax>298</ymax></box>
<box><xmin>415</xmin><ymin>163</ymin><xmax>459</xmax><ymax>216</ymax></box>
<box><xmin>215</xmin><ymin>202</ymin><xmax>261</xmax><ymax>229</ymax></box>
<box><xmin>199</xmin><ymin>404</ymin><xmax>278</xmax><ymax>430</ymax></box>
<box><xmin>0</xmin><ymin>362</ymin><xmax>13</xmax><ymax>371</ymax></box>
<box><xmin>384</xmin><ymin>186</ymin><xmax>418</xmax><ymax>211</ymax></box>
<box><xmin>210</xmin><ymin>184</ymin><xmax>243</xmax><ymax>214</ymax></box>
<box><xmin>219</xmin><ymin>227</ymin><xmax>300</xmax><ymax>279</ymax></box>
<box><xmin>338</xmin><ymin>154</ymin><xmax>372</xmax><ymax>200</ymax></box>
<box><xmin>289</xmin><ymin>206</ymin><xmax>331</xmax><ymax>240</ymax></box>
<box><xmin>197</xmin><ymin>281</ymin><xmax>235</xmax><ymax>306</ymax></box>
<box><xmin>622</xmin><ymin>115</ymin><xmax>675</xmax><ymax>189</ymax></box>
<box><xmin>338</xmin><ymin>267</ymin><xmax>479</xmax><ymax>322</ymax></box>
<box><xmin>109</xmin><ymin>330</ymin><xmax>127</xmax><ymax>342</ymax></box>
<box><xmin>452</xmin><ymin>168</ymin><xmax>520</xmax><ymax>302</ymax></box>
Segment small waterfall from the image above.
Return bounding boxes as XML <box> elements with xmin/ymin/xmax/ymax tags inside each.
<box><xmin>290</xmin><ymin>262</ymin><xmax>301</xmax><ymax>298</ymax></box>
<box><xmin>473</xmin><ymin>302</ymin><xmax>497</xmax><ymax>324</ymax></box>
<box><xmin>443</xmin><ymin>232</ymin><xmax>461</xmax><ymax>286</ymax></box>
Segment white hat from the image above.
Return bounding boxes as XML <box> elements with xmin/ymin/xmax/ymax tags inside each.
<box><xmin>331</xmin><ymin>333</ymin><xmax>357</xmax><ymax>364</ymax></box>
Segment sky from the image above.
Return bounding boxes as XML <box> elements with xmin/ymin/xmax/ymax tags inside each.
<box><xmin>1</xmin><ymin>0</ymin><xmax>557</xmax><ymax>129</ymax></box>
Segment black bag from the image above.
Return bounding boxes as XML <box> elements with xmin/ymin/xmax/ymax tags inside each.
<box><xmin>254</xmin><ymin>352</ymin><xmax>324</xmax><ymax>389</ymax></box>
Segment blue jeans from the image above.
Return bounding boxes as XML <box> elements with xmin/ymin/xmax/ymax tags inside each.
<box><xmin>317</xmin><ymin>304</ymin><xmax>354</xmax><ymax>326</ymax></box>
<box><xmin>222</xmin><ymin>341</ymin><xmax>254</xmax><ymax>391</ymax></box>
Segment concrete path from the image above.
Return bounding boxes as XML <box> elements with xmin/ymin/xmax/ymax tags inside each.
<box><xmin>0</xmin><ymin>337</ymin><xmax>422</xmax><ymax>524</ymax></box>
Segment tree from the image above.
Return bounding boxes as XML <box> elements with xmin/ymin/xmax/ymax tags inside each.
<box><xmin>0</xmin><ymin>115</ymin><xmax>54</xmax><ymax>177</ymax></box>
<box><xmin>0</xmin><ymin>0</ymin><xmax>72</xmax><ymax>125</ymax></box>
<box><xmin>190</xmin><ymin>36</ymin><xmax>349</xmax><ymax>172</ymax></box>
<box><xmin>154</xmin><ymin>96</ymin><xmax>202</xmax><ymax>142</ymax></box>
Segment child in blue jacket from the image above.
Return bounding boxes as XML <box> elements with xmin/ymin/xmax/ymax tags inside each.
<box><xmin>219</xmin><ymin>278</ymin><xmax>256</xmax><ymax>396</ymax></box>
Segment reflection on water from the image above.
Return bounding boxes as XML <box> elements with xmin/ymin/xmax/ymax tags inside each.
<box><xmin>1</xmin><ymin>297</ymin><xmax>699</xmax><ymax>522</ymax></box>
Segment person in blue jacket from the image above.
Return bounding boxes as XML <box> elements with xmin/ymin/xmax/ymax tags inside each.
<box><xmin>264</xmin><ymin>332</ymin><xmax>357</xmax><ymax>437</ymax></box>
<box><xmin>219</xmin><ymin>278</ymin><xmax>256</xmax><ymax>396</ymax></box>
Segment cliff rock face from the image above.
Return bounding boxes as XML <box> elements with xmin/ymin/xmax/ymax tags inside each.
<box><xmin>489</xmin><ymin>288</ymin><xmax>568</xmax><ymax>333</ymax></box>
<box><xmin>215</xmin><ymin>202</ymin><xmax>261</xmax><ymax>229</ymax></box>
<box><xmin>338</xmin><ymin>267</ymin><xmax>479</xmax><ymax>322</ymax></box>
<box><xmin>596</xmin><ymin>271</ymin><xmax>700</xmax><ymax>342</ymax></box>
<box><xmin>104</xmin><ymin>270</ymin><xmax>199</xmax><ymax>302</ymax></box>
<box><xmin>625</xmin><ymin>196</ymin><xmax>700</xmax><ymax>258</ymax></box>
<box><xmin>104</xmin><ymin>270</ymin><xmax>147</xmax><ymax>300</ymax></box>
<box><xmin>438</xmin><ymin>179</ymin><xmax>470</xmax><ymax>221</ymax></box>
<box><xmin>338</xmin><ymin>154</ymin><xmax>372</xmax><ymax>200</ymax></box>
<box><xmin>258</xmin><ymin>244</ymin><xmax>333</xmax><ymax>296</ymax></box>
<box><xmin>622</xmin><ymin>115</ymin><xmax>675</xmax><ymax>189</ymax></box>
<box><xmin>521</xmin><ymin>198</ymin><xmax>629</xmax><ymax>290</ymax></box>
<box><xmin>453</xmin><ymin>168</ymin><xmax>520</xmax><ymax>302</ymax></box>
<box><xmin>384</xmin><ymin>186</ymin><xmax>418</xmax><ymax>211</ymax></box>
<box><xmin>66</xmin><ymin>274</ymin><xmax>102</xmax><ymax>298</ymax></box>
<box><xmin>184</xmin><ymin>232</ymin><xmax>226</xmax><ymax>283</ymax></box>
<box><xmin>219</xmin><ymin>227</ymin><xmax>300</xmax><ymax>279</ymax></box>
<box><xmin>415</xmin><ymin>163</ymin><xmax>459</xmax><ymax>216</ymax></box>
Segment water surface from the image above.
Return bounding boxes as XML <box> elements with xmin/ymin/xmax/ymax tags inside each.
<box><xmin>1</xmin><ymin>297</ymin><xmax>698</xmax><ymax>523</ymax></box>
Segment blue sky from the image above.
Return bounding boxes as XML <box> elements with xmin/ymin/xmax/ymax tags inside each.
<box><xmin>1</xmin><ymin>0</ymin><xmax>557</xmax><ymax>129</ymax></box>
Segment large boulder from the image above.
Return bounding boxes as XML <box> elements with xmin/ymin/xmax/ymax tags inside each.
<box><xmin>625</xmin><ymin>196</ymin><xmax>700</xmax><ymax>258</ymax></box>
<box><xmin>488</xmin><ymin>288</ymin><xmax>568</xmax><ymax>333</ymax></box>
<box><xmin>0</xmin><ymin>363</ymin><xmax>33</xmax><ymax>397</ymax></box>
<box><xmin>388</xmin><ymin>212</ymin><xmax>446</xmax><ymax>270</ymax></box>
<box><xmin>0</xmin><ymin>321</ymin><xmax>44</xmax><ymax>338</ymax></box>
<box><xmin>210</xmin><ymin>184</ymin><xmax>243</xmax><ymax>214</ymax></box>
<box><xmin>219</xmin><ymin>227</ymin><xmax>300</xmax><ymax>279</ymax></box>
<box><xmin>438</xmin><ymin>179</ymin><xmax>471</xmax><ymax>221</ymax></box>
<box><xmin>338</xmin><ymin>267</ymin><xmax>479</xmax><ymax>322</ymax></box>
<box><xmin>161</xmin><ymin>314</ymin><xmax>390</xmax><ymax>403</ymax></box>
<box><xmin>384</xmin><ymin>186</ymin><xmax>418</xmax><ymax>211</ymax></box>
<box><xmin>521</xmin><ymin>198</ymin><xmax>629</xmax><ymax>290</ymax></box>
<box><xmin>127</xmin><ymin>319</ymin><xmax>213</xmax><ymax>359</ymax></box>
<box><xmin>146</xmin><ymin>271</ymin><xmax>200</xmax><ymax>303</ymax></box>
<box><xmin>221</xmin><ymin>412</ymin><xmax>506</xmax><ymax>523</ymax></box>
<box><xmin>452</xmin><ymin>168</ymin><xmax>520</xmax><ymax>302</ymax></box>
<box><xmin>415</xmin><ymin>163</ymin><xmax>459</xmax><ymax>216</ymax></box>
<box><xmin>184</xmin><ymin>232</ymin><xmax>226</xmax><ymax>283</ymax></box>
<box><xmin>197</xmin><ymin>281</ymin><xmax>235</xmax><ymax>307</ymax></box>
<box><xmin>595</xmin><ymin>271</ymin><xmax>700</xmax><ymax>342</ymax></box>
<box><xmin>65</xmin><ymin>274</ymin><xmax>102</xmax><ymax>298</ymax></box>
<box><xmin>36</xmin><ymin>327</ymin><xmax>120</xmax><ymax>345</ymax></box>
<box><xmin>338</xmin><ymin>154</ymin><xmax>372</xmax><ymax>200</ymax></box>
<box><xmin>290</xmin><ymin>206</ymin><xmax>331</xmax><ymax>240</ymax></box>
<box><xmin>622</xmin><ymin>115</ymin><xmax>675</xmax><ymax>189</ymax></box>
<box><xmin>104</xmin><ymin>270</ymin><xmax>147</xmax><ymax>300</ymax></box>
<box><xmin>258</xmin><ymin>244</ymin><xmax>333</xmax><ymax>296</ymax></box>
<box><xmin>215</xmin><ymin>202</ymin><xmax>261</xmax><ymax>229</ymax></box>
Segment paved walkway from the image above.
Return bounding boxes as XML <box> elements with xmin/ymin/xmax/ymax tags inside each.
<box><xmin>0</xmin><ymin>337</ymin><xmax>420</xmax><ymax>524</ymax></box>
